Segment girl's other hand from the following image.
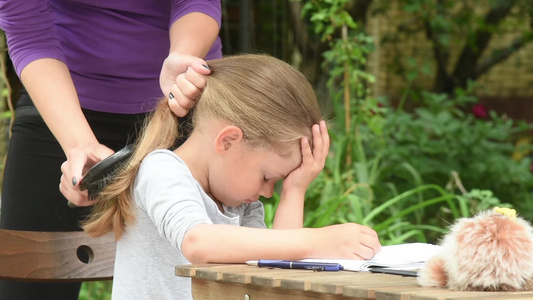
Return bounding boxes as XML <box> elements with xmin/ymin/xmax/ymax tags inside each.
<box><xmin>159</xmin><ymin>53</ymin><xmax>211</xmax><ymax>117</ymax></box>
<box><xmin>309</xmin><ymin>223</ymin><xmax>382</xmax><ymax>260</ymax></box>
<box><xmin>59</xmin><ymin>143</ymin><xmax>114</xmax><ymax>206</ymax></box>
<box><xmin>283</xmin><ymin>120</ymin><xmax>330</xmax><ymax>192</ymax></box>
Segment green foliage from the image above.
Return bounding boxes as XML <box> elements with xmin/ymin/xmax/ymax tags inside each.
<box><xmin>304</xmin><ymin>0</ymin><xmax>358</xmax><ymax>39</ymax></box>
<box><xmin>79</xmin><ymin>281</ymin><xmax>112</xmax><ymax>300</ymax></box>
<box><xmin>378</xmin><ymin>90</ymin><xmax>533</xmax><ymax>216</ymax></box>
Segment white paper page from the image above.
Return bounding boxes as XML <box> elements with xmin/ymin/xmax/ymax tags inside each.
<box><xmin>301</xmin><ymin>243</ymin><xmax>442</xmax><ymax>272</ymax></box>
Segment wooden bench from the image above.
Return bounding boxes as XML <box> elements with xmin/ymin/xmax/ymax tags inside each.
<box><xmin>0</xmin><ymin>229</ymin><xmax>116</xmax><ymax>282</ymax></box>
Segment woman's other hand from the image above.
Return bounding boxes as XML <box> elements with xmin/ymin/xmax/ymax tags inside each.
<box><xmin>59</xmin><ymin>143</ymin><xmax>114</xmax><ymax>206</ymax></box>
<box><xmin>160</xmin><ymin>52</ymin><xmax>211</xmax><ymax>117</ymax></box>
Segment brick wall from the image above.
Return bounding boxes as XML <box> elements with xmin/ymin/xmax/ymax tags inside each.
<box><xmin>366</xmin><ymin>1</ymin><xmax>533</xmax><ymax>122</ymax></box>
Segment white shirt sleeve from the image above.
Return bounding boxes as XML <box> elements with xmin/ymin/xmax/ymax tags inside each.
<box><xmin>134</xmin><ymin>150</ymin><xmax>213</xmax><ymax>252</ymax></box>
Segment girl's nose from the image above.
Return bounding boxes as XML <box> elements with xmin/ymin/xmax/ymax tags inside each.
<box><xmin>260</xmin><ymin>181</ymin><xmax>275</xmax><ymax>198</ymax></box>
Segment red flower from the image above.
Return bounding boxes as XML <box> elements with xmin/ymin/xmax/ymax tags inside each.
<box><xmin>530</xmin><ymin>162</ymin><xmax>533</xmax><ymax>173</ymax></box>
<box><xmin>370</xmin><ymin>102</ymin><xmax>384</xmax><ymax>116</ymax></box>
<box><xmin>472</xmin><ymin>104</ymin><xmax>487</xmax><ymax>118</ymax></box>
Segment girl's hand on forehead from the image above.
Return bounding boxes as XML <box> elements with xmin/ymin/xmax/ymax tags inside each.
<box><xmin>283</xmin><ymin>120</ymin><xmax>330</xmax><ymax>192</ymax></box>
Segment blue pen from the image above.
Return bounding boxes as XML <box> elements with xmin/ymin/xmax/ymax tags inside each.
<box><xmin>246</xmin><ymin>260</ymin><xmax>343</xmax><ymax>271</ymax></box>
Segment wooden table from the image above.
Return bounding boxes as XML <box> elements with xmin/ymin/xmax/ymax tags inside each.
<box><xmin>176</xmin><ymin>264</ymin><xmax>533</xmax><ymax>300</ymax></box>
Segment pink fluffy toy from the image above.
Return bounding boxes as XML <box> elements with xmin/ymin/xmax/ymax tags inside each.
<box><xmin>418</xmin><ymin>207</ymin><xmax>533</xmax><ymax>291</ymax></box>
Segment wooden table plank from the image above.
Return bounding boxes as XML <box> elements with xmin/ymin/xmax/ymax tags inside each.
<box><xmin>191</xmin><ymin>278</ymin><xmax>364</xmax><ymax>300</ymax></box>
<box><xmin>184</xmin><ymin>264</ymin><xmax>256</xmax><ymax>282</ymax></box>
<box><xmin>343</xmin><ymin>279</ymin><xmax>423</xmax><ymax>299</ymax></box>
<box><xmin>249</xmin><ymin>269</ymin><xmax>317</xmax><ymax>288</ymax></box>
<box><xmin>222</xmin><ymin>266</ymin><xmax>295</xmax><ymax>285</ymax></box>
<box><xmin>175</xmin><ymin>264</ymin><xmax>227</xmax><ymax>277</ymax></box>
<box><xmin>308</xmin><ymin>273</ymin><xmax>385</xmax><ymax>295</ymax></box>
<box><xmin>375</xmin><ymin>285</ymin><xmax>454</xmax><ymax>300</ymax></box>
<box><xmin>409</xmin><ymin>290</ymin><xmax>533</xmax><ymax>300</ymax></box>
<box><xmin>285</xmin><ymin>272</ymin><xmax>415</xmax><ymax>295</ymax></box>
<box><xmin>177</xmin><ymin>264</ymin><xmax>533</xmax><ymax>300</ymax></box>
<box><xmin>278</xmin><ymin>271</ymin><xmax>368</xmax><ymax>292</ymax></box>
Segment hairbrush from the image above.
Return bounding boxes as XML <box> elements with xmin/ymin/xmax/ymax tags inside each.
<box><xmin>79</xmin><ymin>144</ymin><xmax>134</xmax><ymax>200</ymax></box>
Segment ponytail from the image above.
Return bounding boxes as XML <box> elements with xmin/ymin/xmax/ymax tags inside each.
<box><xmin>83</xmin><ymin>99</ymin><xmax>181</xmax><ymax>239</ymax></box>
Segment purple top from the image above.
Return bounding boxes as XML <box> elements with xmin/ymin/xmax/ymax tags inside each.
<box><xmin>0</xmin><ymin>0</ymin><xmax>222</xmax><ymax>114</ymax></box>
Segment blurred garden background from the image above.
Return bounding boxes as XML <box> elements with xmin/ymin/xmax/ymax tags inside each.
<box><xmin>1</xmin><ymin>0</ymin><xmax>533</xmax><ymax>299</ymax></box>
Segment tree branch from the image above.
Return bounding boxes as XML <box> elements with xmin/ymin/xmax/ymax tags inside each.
<box><xmin>452</xmin><ymin>0</ymin><xmax>515</xmax><ymax>88</ymax></box>
<box><xmin>423</xmin><ymin>0</ymin><xmax>456</xmax><ymax>93</ymax></box>
<box><xmin>347</xmin><ymin>0</ymin><xmax>373</xmax><ymax>24</ymax></box>
<box><xmin>424</xmin><ymin>21</ymin><xmax>454</xmax><ymax>92</ymax></box>
<box><xmin>289</xmin><ymin>1</ymin><xmax>311</xmax><ymax>57</ymax></box>
<box><xmin>288</xmin><ymin>2</ymin><xmax>329</xmax><ymax>85</ymax></box>
<box><xmin>474</xmin><ymin>34</ymin><xmax>533</xmax><ymax>78</ymax></box>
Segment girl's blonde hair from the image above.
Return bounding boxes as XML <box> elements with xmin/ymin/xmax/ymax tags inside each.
<box><xmin>83</xmin><ymin>54</ymin><xmax>322</xmax><ymax>238</ymax></box>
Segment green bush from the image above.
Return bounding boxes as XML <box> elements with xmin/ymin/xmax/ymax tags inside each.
<box><xmin>378</xmin><ymin>90</ymin><xmax>533</xmax><ymax>218</ymax></box>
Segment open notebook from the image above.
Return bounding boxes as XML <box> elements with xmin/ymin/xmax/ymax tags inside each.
<box><xmin>301</xmin><ymin>243</ymin><xmax>442</xmax><ymax>272</ymax></box>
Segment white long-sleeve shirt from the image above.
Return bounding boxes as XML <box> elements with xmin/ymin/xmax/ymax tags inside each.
<box><xmin>112</xmin><ymin>149</ymin><xmax>266</xmax><ymax>300</ymax></box>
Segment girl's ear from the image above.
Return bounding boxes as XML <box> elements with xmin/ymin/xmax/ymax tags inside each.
<box><xmin>214</xmin><ymin>125</ymin><xmax>244</xmax><ymax>153</ymax></box>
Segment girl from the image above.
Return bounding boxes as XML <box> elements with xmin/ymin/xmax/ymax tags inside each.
<box><xmin>83</xmin><ymin>54</ymin><xmax>381</xmax><ymax>299</ymax></box>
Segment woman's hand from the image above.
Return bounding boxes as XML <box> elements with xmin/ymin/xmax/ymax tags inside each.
<box><xmin>283</xmin><ymin>120</ymin><xmax>330</xmax><ymax>192</ymax></box>
<box><xmin>59</xmin><ymin>143</ymin><xmax>115</xmax><ymax>206</ymax></box>
<box><xmin>159</xmin><ymin>52</ymin><xmax>211</xmax><ymax>117</ymax></box>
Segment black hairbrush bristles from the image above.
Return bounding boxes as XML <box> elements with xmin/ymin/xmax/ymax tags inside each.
<box><xmin>79</xmin><ymin>145</ymin><xmax>134</xmax><ymax>200</ymax></box>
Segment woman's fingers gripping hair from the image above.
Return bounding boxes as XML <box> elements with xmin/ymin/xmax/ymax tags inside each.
<box><xmin>168</xmin><ymin>67</ymin><xmax>209</xmax><ymax>117</ymax></box>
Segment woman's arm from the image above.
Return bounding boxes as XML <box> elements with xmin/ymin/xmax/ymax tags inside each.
<box><xmin>162</xmin><ymin>1</ymin><xmax>222</xmax><ymax>116</ymax></box>
<box><xmin>28</xmin><ymin>59</ymin><xmax>116</xmax><ymax>206</ymax></box>
<box><xmin>1</xmin><ymin>0</ymin><xmax>121</xmax><ymax>205</ymax></box>
<box><xmin>168</xmin><ymin>12</ymin><xmax>220</xmax><ymax>58</ymax></box>
<box><xmin>21</xmin><ymin>59</ymin><xmax>103</xmax><ymax>156</ymax></box>
<box><xmin>0</xmin><ymin>0</ymin><xmax>100</xmax><ymax>156</ymax></box>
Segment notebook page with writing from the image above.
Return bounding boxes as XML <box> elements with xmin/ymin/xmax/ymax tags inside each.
<box><xmin>301</xmin><ymin>243</ymin><xmax>442</xmax><ymax>272</ymax></box>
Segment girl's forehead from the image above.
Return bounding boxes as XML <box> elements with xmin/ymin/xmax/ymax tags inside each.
<box><xmin>255</xmin><ymin>148</ymin><xmax>301</xmax><ymax>177</ymax></box>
